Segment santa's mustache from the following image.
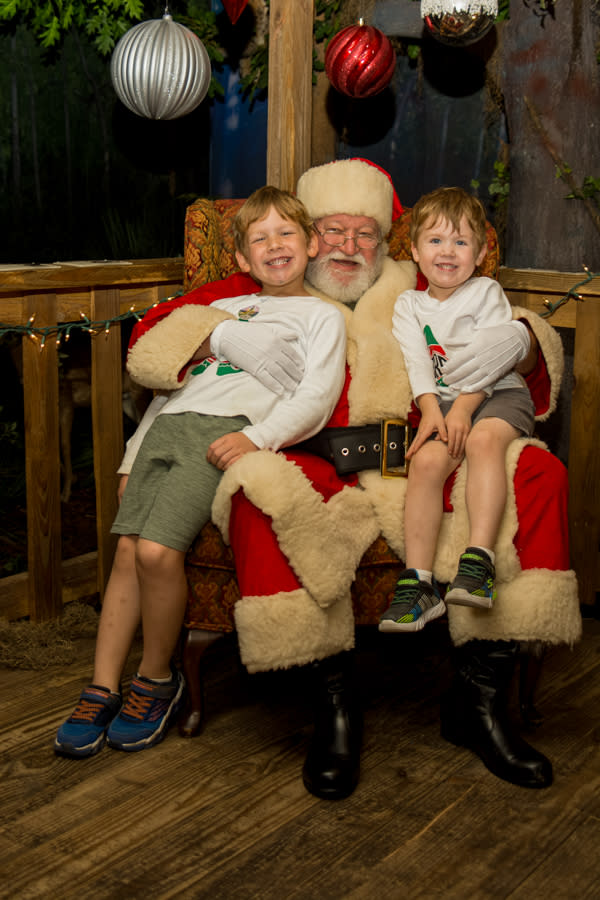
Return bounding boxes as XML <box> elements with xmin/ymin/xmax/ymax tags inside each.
<box><xmin>325</xmin><ymin>250</ymin><xmax>367</xmax><ymax>265</ymax></box>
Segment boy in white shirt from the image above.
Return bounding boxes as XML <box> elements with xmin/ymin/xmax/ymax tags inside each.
<box><xmin>379</xmin><ymin>186</ymin><xmax>534</xmax><ymax>632</ymax></box>
<box><xmin>55</xmin><ymin>186</ymin><xmax>347</xmax><ymax>756</ymax></box>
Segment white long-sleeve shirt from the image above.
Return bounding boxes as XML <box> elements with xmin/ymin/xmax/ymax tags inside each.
<box><xmin>119</xmin><ymin>293</ymin><xmax>347</xmax><ymax>473</ymax></box>
<box><xmin>392</xmin><ymin>276</ymin><xmax>525</xmax><ymax>402</ymax></box>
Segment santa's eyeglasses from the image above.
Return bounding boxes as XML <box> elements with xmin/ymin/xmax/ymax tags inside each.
<box><xmin>314</xmin><ymin>226</ymin><xmax>381</xmax><ymax>250</ymax></box>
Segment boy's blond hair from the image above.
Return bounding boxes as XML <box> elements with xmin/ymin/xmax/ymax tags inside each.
<box><xmin>410</xmin><ymin>186</ymin><xmax>487</xmax><ymax>252</ymax></box>
<box><xmin>233</xmin><ymin>186</ymin><xmax>314</xmax><ymax>253</ymax></box>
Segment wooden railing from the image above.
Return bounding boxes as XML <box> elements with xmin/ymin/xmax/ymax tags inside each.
<box><xmin>0</xmin><ymin>261</ymin><xmax>598</xmax><ymax>621</ymax></box>
<box><xmin>0</xmin><ymin>260</ymin><xmax>184</xmax><ymax>621</ymax></box>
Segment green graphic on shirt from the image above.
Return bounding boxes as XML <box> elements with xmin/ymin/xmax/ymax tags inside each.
<box><xmin>191</xmin><ymin>358</ymin><xmax>212</xmax><ymax>376</ymax></box>
<box><xmin>423</xmin><ymin>325</ymin><xmax>448</xmax><ymax>387</ymax></box>
<box><xmin>191</xmin><ymin>356</ymin><xmax>242</xmax><ymax>377</ymax></box>
<box><xmin>215</xmin><ymin>361</ymin><xmax>243</xmax><ymax>376</ymax></box>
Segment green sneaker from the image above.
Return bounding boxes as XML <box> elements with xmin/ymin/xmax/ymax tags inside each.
<box><xmin>445</xmin><ymin>547</ymin><xmax>496</xmax><ymax>609</ymax></box>
<box><xmin>378</xmin><ymin>569</ymin><xmax>446</xmax><ymax>633</ymax></box>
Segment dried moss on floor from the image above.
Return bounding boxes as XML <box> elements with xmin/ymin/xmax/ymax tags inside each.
<box><xmin>0</xmin><ymin>600</ymin><xmax>100</xmax><ymax>669</ymax></box>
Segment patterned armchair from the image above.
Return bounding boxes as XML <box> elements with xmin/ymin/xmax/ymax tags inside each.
<box><xmin>179</xmin><ymin>198</ymin><xmax>501</xmax><ymax>737</ymax></box>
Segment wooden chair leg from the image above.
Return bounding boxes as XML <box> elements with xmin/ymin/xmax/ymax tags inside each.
<box><xmin>519</xmin><ymin>640</ymin><xmax>546</xmax><ymax>728</ymax></box>
<box><xmin>178</xmin><ymin>628</ymin><xmax>224</xmax><ymax>738</ymax></box>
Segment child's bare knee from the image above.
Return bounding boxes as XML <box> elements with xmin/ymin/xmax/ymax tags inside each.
<box><xmin>411</xmin><ymin>442</ymin><xmax>448</xmax><ymax>480</ymax></box>
<box><xmin>135</xmin><ymin>539</ymin><xmax>179</xmax><ymax>576</ymax></box>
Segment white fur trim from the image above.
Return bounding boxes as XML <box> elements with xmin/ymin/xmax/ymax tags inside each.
<box><xmin>346</xmin><ymin>258</ymin><xmax>417</xmax><ymax>423</ymax></box>
<box><xmin>234</xmin><ymin>589</ymin><xmax>355</xmax><ymax>672</ymax></box>
<box><xmin>512</xmin><ymin>306</ymin><xmax>564</xmax><ymax>421</ymax></box>
<box><xmin>448</xmin><ymin>567</ymin><xmax>581</xmax><ymax>647</ymax></box>
<box><xmin>361</xmin><ymin>437</ymin><xmax>548</xmax><ymax>583</ymax></box>
<box><xmin>212</xmin><ymin>450</ymin><xmax>379</xmax><ymax>608</ymax></box>
<box><xmin>127</xmin><ymin>304</ymin><xmax>235</xmax><ymax>390</ymax></box>
<box><xmin>297</xmin><ymin>159</ymin><xmax>394</xmax><ymax>236</ymax></box>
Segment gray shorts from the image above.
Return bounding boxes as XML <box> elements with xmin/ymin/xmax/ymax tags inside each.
<box><xmin>112</xmin><ymin>412</ymin><xmax>249</xmax><ymax>552</ymax></box>
<box><xmin>439</xmin><ymin>387</ymin><xmax>535</xmax><ymax>437</ymax></box>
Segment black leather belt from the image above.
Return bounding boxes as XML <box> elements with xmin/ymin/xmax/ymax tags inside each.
<box><xmin>292</xmin><ymin>419</ymin><xmax>412</xmax><ymax>477</ymax></box>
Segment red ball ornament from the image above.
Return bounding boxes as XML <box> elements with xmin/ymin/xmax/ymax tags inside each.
<box><xmin>325</xmin><ymin>22</ymin><xmax>396</xmax><ymax>99</ymax></box>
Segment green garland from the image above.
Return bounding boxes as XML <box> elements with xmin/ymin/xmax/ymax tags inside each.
<box><xmin>541</xmin><ymin>267</ymin><xmax>600</xmax><ymax>318</ymax></box>
<box><xmin>1</xmin><ymin>269</ymin><xmax>597</xmax><ymax>348</ymax></box>
<box><xmin>0</xmin><ymin>293</ymin><xmax>182</xmax><ymax>349</ymax></box>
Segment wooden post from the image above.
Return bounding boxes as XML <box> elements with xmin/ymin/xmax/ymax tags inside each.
<box><xmin>266</xmin><ymin>0</ymin><xmax>314</xmax><ymax>191</ymax></box>
<box><xmin>22</xmin><ymin>294</ymin><xmax>63</xmax><ymax>621</ymax></box>
<box><xmin>90</xmin><ymin>288</ymin><xmax>123</xmax><ymax>595</ymax></box>
<box><xmin>311</xmin><ymin>65</ymin><xmax>337</xmax><ymax>167</ymax></box>
<box><xmin>569</xmin><ymin>295</ymin><xmax>600</xmax><ymax>606</ymax></box>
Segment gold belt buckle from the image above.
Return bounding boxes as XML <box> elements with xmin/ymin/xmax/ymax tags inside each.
<box><xmin>380</xmin><ymin>418</ymin><xmax>411</xmax><ymax>478</ymax></box>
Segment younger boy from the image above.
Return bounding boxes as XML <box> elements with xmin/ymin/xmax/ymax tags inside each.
<box><xmin>55</xmin><ymin>186</ymin><xmax>347</xmax><ymax>756</ymax></box>
<box><xmin>379</xmin><ymin>186</ymin><xmax>534</xmax><ymax>632</ymax></box>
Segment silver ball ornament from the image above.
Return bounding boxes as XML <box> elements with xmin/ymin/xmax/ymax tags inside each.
<box><xmin>110</xmin><ymin>15</ymin><xmax>211</xmax><ymax>120</ymax></box>
<box><xmin>422</xmin><ymin>0</ymin><xmax>496</xmax><ymax>46</ymax></box>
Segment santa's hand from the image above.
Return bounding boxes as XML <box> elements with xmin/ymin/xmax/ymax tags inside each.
<box><xmin>210</xmin><ymin>320</ymin><xmax>304</xmax><ymax>395</ymax></box>
<box><xmin>443</xmin><ymin>321</ymin><xmax>530</xmax><ymax>393</ymax></box>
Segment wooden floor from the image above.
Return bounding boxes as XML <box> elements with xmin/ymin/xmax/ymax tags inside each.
<box><xmin>2</xmin><ymin>613</ymin><xmax>600</xmax><ymax>900</ymax></box>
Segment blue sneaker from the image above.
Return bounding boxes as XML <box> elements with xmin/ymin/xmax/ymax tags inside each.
<box><xmin>378</xmin><ymin>569</ymin><xmax>446</xmax><ymax>633</ymax></box>
<box><xmin>54</xmin><ymin>685</ymin><xmax>122</xmax><ymax>758</ymax></box>
<box><xmin>445</xmin><ymin>547</ymin><xmax>496</xmax><ymax>609</ymax></box>
<box><xmin>106</xmin><ymin>668</ymin><xmax>185</xmax><ymax>752</ymax></box>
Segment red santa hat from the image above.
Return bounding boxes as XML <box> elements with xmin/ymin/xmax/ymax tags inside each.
<box><xmin>296</xmin><ymin>157</ymin><xmax>403</xmax><ymax>237</ymax></box>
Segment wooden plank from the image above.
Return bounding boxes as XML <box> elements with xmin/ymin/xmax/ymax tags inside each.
<box><xmin>0</xmin><ymin>552</ymin><xmax>98</xmax><ymax>621</ymax></box>
<box><xmin>499</xmin><ymin>266</ymin><xmax>600</xmax><ymax>328</ymax></box>
<box><xmin>569</xmin><ymin>295</ymin><xmax>600</xmax><ymax>605</ymax></box>
<box><xmin>0</xmin><ymin>282</ymin><xmax>183</xmax><ymax>324</ymax></box>
<box><xmin>3</xmin><ymin>623</ymin><xmax>600</xmax><ymax>898</ymax></box>
<box><xmin>90</xmin><ymin>289</ymin><xmax>123</xmax><ymax>595</ymax></box>
<box><xmin>503</xmin><ymin>287</ymin><xmax>576</xmax><ymax>328</ymax></box>
<box><xmin>0</xmin><ymin>258</ymin><xmax>184</xmax><ymax>292</ymax></box>
<box><xmin>21</xmin><ymin>294</ymin><xmax>63</xmax><ymax>622</ymax></box>
<box><xmin>267</xmin><ymin>0</ymin><xmax>314</xmax><ymax>191</ymax></box>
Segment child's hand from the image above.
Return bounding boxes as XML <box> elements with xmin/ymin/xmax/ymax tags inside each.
<box><xmin>207</xmin><ymin>432</ymin><xmax>258</xmax><ymax>470</ymax></box>
<box><xmin>117</xmin><ymin>474</ymin><xmax>129</xmax><ymax>504</ymax></box>
<box><xmin>407</xmin><ymin>394</ymin><xmax>447</xmax><ymax>458</ymax></box>
<box><xmin>444</xmin><ymin>404</ymin><xmax>472</xmax><ymax>459</ymax></box>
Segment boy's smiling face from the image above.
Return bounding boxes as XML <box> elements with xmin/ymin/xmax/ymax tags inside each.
<box><xmin>411</xmin><ymin>214</ymin><xmax>487</xmax><ymax>302</ymax></box>
<box><xmin>236</xmin><ymin>206</ymin><xmax>318</xmax><ymax>297</ymax></box>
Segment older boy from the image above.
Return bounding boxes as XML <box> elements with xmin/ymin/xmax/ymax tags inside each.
<box><xmin>55</xmin><ymin>186</ymin><xmax>347</xmax><ymax>757</ymax></box>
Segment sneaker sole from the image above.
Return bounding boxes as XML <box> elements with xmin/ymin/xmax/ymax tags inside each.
<box><xmin>107</xmin><ymin>677</ymin><xmax>185</xmax><ymax>752</ymax></box>
<box><xmin>378</xmin><ymin>599</ymin><xmax>446</xmax><ymax>633</ymax></box>
<box><xmin>54</xmin><ymin>731</ymin><xmax>107</xmax><ymax>759</ymax></box>
<box><xmin>445</xmin><ymin>588</ymin><xmax>493</xmax><ymax>609</ymax></box>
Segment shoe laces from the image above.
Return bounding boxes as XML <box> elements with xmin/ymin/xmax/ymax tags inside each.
<box><xmin>457</xmin><ymin>553</ymin><xmax>491</xmax><ymax>580</ymax></box>
<box><xmin>393</xmin><ymin>574</ymin><xmax>439</xmax><ymax>611</ymax></box>
<box><xmin>120</xmin><ymin>681</ymin><xmax>170</xmax><ymax>722</ymax></box>
<box><xmin>70</xmin><ymin>697</ymin><xmax>106</xmax><ymax>723</ymax></box>
<box><xmin>391</xmin><ymin>574</ymin><xmax>421</xmax><ymax>608</ymax></box>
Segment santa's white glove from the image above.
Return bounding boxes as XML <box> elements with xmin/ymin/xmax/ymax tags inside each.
<box><xmin>210</xmin><ymin>320</ymin><xmax>305</xmax><ymax>395</ymax></box>
<box><xmin>443</xmin><ymin>321</ymin><xmax>531</xmax><ymax>393</ymax></box>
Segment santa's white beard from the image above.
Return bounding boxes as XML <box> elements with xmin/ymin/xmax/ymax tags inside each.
<box><xmin>306</xmin><ymin>245</ymin><xmax>386</xmax><ymax>305</ymax></box>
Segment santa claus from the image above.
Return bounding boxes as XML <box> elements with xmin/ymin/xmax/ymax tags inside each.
<box><xmin>126</xmin><ymin>159</ymin><xmax>581</xmax><ymax>800</ymax></box>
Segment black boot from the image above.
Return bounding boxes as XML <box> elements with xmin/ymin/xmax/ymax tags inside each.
<box><xmin>440</xmin><ymin>639</ymin><xmax>553</xmax><ymax>788</ymax></box>
<box><xmin>302</xmin><ymin>651</ymin><xmax>362</xmax><ymax>800</ymax></box>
